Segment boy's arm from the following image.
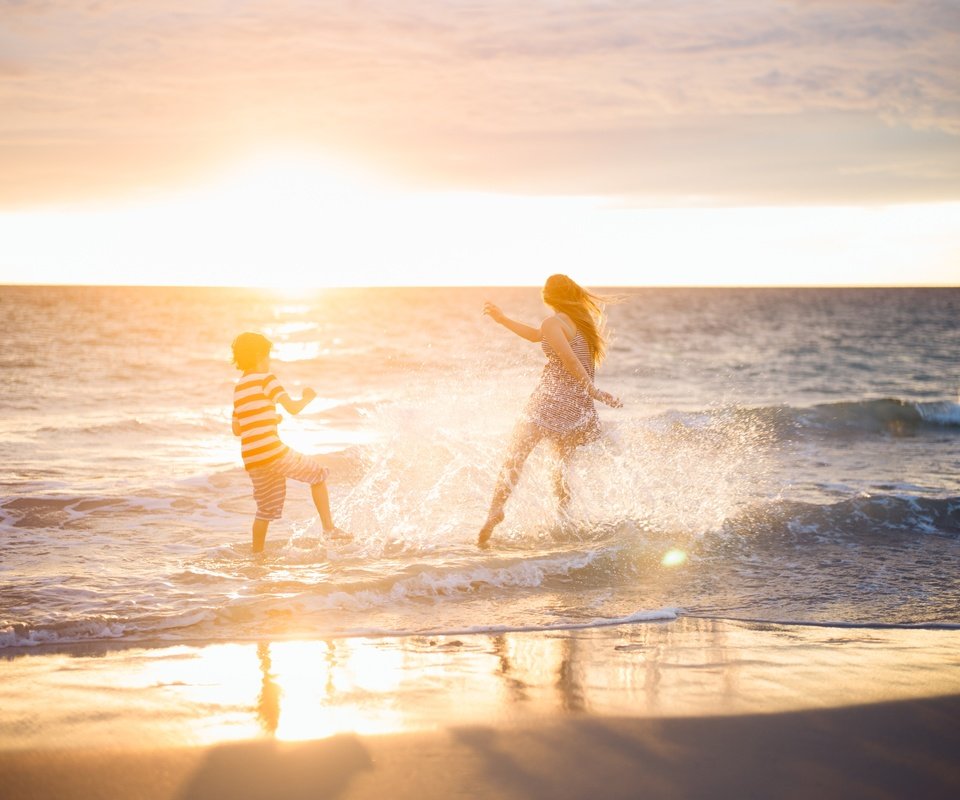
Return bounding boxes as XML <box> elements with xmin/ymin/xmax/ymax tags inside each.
<box><xmin>265</xmin><ymin>374</ymin><xmax>315</xmax><ymax>416</ymax></box>
<box><xmin>278</xmin><ymin>387</ymin><xmax>317</xmax><ymax>415</ymax></box>
<box><xmin>232</xmin><ymin>411</ymin><xmax>242</xmax><ymax>437</ymax></box>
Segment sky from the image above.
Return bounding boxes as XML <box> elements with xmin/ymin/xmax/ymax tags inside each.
<box><xmin>1</xmin><ymin>0</ymin><xmax>958</xmax><ymax>287</ymax></box>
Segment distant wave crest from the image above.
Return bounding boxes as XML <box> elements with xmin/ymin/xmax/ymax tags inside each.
<box><xmin>792</xmin><ymin>398</ymin><xmax>960</xmax><ymax>436</ymax></box>
<box><xmin>725</xmin><ymin>494</ymin><xmax>960</xmax><ymax>541</ymax></box>
<box><xmin>659</xmin><ymin>398</ymin><xmax>960</xmax><ymax>439</ymax></box>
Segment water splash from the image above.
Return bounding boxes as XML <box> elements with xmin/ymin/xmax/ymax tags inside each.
<box><xmin>334</xmin><ymin>383</ymin><xmax>780</xmax><ymax>554</ymax></box>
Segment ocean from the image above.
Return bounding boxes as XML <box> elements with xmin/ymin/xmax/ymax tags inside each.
<box><xmin>2</xmin><ymin>285</ymin><xmax>959</xmax><ymax>651</ymax></box>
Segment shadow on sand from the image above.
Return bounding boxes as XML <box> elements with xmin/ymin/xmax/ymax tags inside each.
<box><xmin>177</xmin><ymin>735</ymin><xmax>370</xmax><ymax>800</ymax></box>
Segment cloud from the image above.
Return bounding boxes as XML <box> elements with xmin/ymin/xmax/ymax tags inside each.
<box><xmin>0</xmin><ymin>0</ymin><xmax>957</xmax><ymax>207</ymax></box>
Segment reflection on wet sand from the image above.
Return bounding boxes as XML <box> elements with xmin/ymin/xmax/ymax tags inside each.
<box><xmin>256</xmin><ymin>643</ymin><xmax>280</xmax><ymax>735</ymax></box>
<box><xmin>201</xmin><ymin>620</ymin><xmax>960</xmax><ymax>746</ymax></box>
<box><xmin>555</xmin><ymin>636</ymin><xmax>585</xmax><ymax>713</ymax></box>
<box><xmin>491</xmin><ymin>635</ymin><xmax>530</xmax><ymax>705</ymax></box>
<box><xmin>3</xmin><ymin>618</ymin><xmax>960</xmax><ymax>751</ymax></box>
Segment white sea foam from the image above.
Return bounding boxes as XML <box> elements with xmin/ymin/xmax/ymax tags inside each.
<box><xmin>918</xmin><ymin>401</ymin><xmax>960</xmax><ymax>427</ymax></box>
<box><xmin>342</xmin><ymin>608</ymin><xmax>681</xmax><ymax>639</ymax></box>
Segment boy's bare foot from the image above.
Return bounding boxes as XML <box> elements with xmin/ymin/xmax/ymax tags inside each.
<box><xmin>477</xmin><ymin>510</ymin><xmax>504</xmax><ymax>548</ymax></box>
<box><xmin>323</xmin><ymin>526</ymin><xmax>353</xmax><ymax>541</ymax></box>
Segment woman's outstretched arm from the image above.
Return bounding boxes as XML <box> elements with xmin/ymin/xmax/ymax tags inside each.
<box><xmin>483</xmin><ymin>301</ymin><xmax>542</xmax><ymax>342</ymax></box>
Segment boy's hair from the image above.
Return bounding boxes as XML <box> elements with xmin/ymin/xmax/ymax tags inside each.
<box><xmin>231</xmin><ymin>332</ymin><xmax>273</xmax><ymax>371</ymax></box>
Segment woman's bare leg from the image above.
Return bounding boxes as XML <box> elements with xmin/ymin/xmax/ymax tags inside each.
<box><xmin>552</xmin><ymin>423</ymin><xmax>598</xmax><ymax>514</ymax></box>
<box><xmin>478</xmin><ymin>422</ymin><xmax>543</xmax><ymax>546</ymax></box>
<box><xmin>551</xmin><ymin>438</ymin><xmax>577</xmax><ymax>511</ymax></box>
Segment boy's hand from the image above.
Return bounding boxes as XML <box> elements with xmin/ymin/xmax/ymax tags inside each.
<box><xmin>302</xmin><ymin>387</ymin><xmax>317</xmax><ymax>402</ymax></box>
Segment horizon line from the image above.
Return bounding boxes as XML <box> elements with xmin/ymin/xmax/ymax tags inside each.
<box><xmin>2</xmin><ymin>282</ymin><xmax>959</xmax><ymax>290</ymax></box>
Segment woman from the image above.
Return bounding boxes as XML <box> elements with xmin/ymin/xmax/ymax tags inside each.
<box><xmin>478</xmin><ymin>274</ymin><xmax>622</xmax><ymax>546</ymax></box>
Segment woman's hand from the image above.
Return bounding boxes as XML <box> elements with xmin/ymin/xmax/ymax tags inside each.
<box><xmin>590</xmin><ymin>386</ymin><xmax>623</xmax><ymax>408</ymax></box>
<box><xmin>483</xmin><ymin>301</ymin><xmax>505</xmax><ymax>324</ymax></box>
<box><xmin>602</xmin><ymin>391</ymin><xmax>624</xmax><ymax>409</ymax></box>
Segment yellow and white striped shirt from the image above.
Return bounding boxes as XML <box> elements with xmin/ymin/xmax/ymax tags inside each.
<box><xmin>233</xmin><ymin>372</ymin><xmax>289</xmax><ymax>470</ymax></box>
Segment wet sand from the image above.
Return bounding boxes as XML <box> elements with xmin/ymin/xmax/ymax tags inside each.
<box><xmin>3</xmin><ymin>618</ymin><xmax>960</xmax><ymax>799</ymax></box>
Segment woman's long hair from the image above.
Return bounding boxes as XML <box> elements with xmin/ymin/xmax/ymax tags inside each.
<box><xmin>541</xmin><ymin>274</ymin><xmax>616</xmax><ymax>366</ymax></box>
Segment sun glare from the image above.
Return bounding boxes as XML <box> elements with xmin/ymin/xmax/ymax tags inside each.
<box><xmin>133</xmin><ymin>154</ymin><xmax>616</xmax><ymax>288</ymax></box>
<box><xmin>661</xmin><ymin>549</ymin><xmax>688</xmax><ymax>568</ymax></box>
<box><xmin>1</xmin><ymin>149</ymin><xmax>958</xmax><ymax>287</ymax></box>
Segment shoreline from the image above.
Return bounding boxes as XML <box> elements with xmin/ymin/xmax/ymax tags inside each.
<box><xmin>5</xmin><ymin>610</ymin><xmax>958</xmax><ymax>660</ymax></box>
<box><xmin>3</xmin><ymin>618</ymin><xmax>960</xmax><ymax>797</ymax></box>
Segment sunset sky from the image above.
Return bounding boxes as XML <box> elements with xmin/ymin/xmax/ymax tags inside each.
<box><xmin>1</xmin><ymin>0</ymin><xmax>958</xmax><ymax>286</ymax></box>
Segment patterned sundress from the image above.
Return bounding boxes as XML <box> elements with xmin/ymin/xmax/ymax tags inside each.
<box><xmin>524</xmin><ymin>330</ymin><xmax>601</xmax><ymax>438</ymax></box>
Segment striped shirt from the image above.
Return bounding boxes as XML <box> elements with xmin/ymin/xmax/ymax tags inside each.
<box><xmin>525</xmin><ymin>330</ymin><xmax>600</xmax><ymax>434</ymax></box>
<box><xmin>233</xmin><ymin>372</ymin><xmax>289</xmax><ymax>470</ymax></box>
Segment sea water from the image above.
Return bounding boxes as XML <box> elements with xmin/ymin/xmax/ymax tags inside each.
<box><xmin>1</xmin><ymin>285</ymin><xmax>958</xmax><ymax>650</ymax></box>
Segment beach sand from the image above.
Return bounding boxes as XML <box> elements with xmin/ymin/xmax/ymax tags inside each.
<box><xmin>3</xmin><ymin>618</ymin><xmax>960</xmax><ymax>799</ymax></box>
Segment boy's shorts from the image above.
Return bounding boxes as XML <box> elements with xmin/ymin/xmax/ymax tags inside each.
<box><xmin>248</xmin><ymin>450</ymin><xmax>329</xmax><ymax>521</ymax></box>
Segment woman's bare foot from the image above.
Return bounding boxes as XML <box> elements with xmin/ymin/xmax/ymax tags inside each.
<box><xmin>477</xmin><ymin>509</ymin><xmax>504</xmax><ymax>548</ymax></box>
<box><xmin>323</xmin><ymin>526</ymin><xmax>353</xmax><ymax>541</ymax></box>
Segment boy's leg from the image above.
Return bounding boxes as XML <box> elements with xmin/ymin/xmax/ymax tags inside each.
<box><xmin>248</xmin><ymin>467</ymin><xmax>285</xmax><ymax>554</ymax></box>
<box><xmin>277</xmin><ymin>450</ymin><xmax>349</xmax><ymax>538</ymax></box>
<box><xmin>310</xmin><ymin>482</ymin><xmax>335</xmax><ymax>531</ymax></box>
<box><xmin>252</xmin><ymin>518</ymin><xmax>270</xmax><ymax>553</ymax></box>
<box><xmin>310</xmin><ymin>482</ymin><xmax>351</xmax><ymax>539</ymax></box>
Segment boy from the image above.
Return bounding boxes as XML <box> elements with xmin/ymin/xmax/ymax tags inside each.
<box><xmin>231</xmin><ymin>331</ymin><xmax>350</xmax><ymax>553</ymax></box>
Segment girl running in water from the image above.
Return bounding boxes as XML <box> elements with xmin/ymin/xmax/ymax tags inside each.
<box><xmin>478</xmin><ymin>274</ymin><xmax>622</xmax><ymax>546</ymax></box>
